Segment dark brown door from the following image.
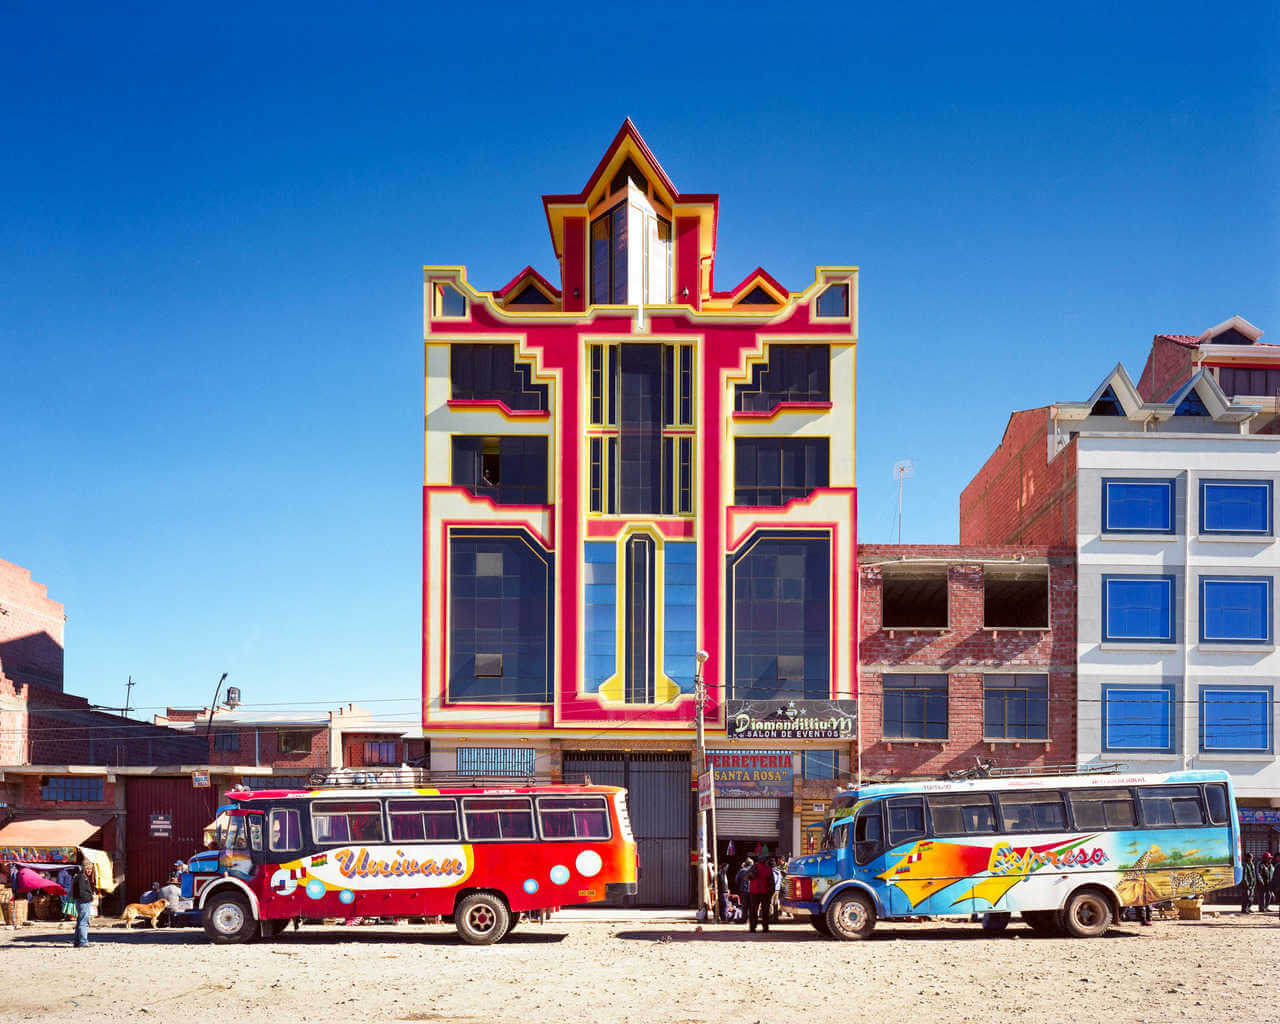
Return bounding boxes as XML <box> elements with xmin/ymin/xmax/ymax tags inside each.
<box><xmin>124</xmin><ymin>778</ymin><xmax>218</xmax><ymax>903</ymax></box>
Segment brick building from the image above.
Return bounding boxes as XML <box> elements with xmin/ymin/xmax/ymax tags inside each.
<box><xmin>422</xmin><ymin>120</ymin><xmax>859</xmax><ymax>904</ymax></box>
<box><xmin>857</xmin><ymin>545</ymin><xmax>1077</xmax><ymax>783</ymax></box>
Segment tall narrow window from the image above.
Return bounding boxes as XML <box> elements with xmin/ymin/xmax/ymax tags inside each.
<box><xmin>591</xmin><ymin>204</ymin><xmax>628</xmax><ymax>304</ymax></box>
<box><xmin>619</xmin><ymin>344</ymin><xmax>664</xmax><ymax>513</ymax></box>
<box><xmin>624</xmin><ymin>535</ymin><xmax>656</xmax><ymax>703</ymax></box>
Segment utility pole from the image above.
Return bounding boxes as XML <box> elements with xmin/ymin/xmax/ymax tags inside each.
<box><xmin>892</xmin><ymin>459</ymin><xmax>914</xmax><ymax>543</ymax></box>
<box><xmin>205</xmin><ymin>672</ymin><xmax>229</xmax><ymax>738</ymax></box>
<box><xmin>693</xmin><ymin>649</ymin><xmax>711</xmax><ymax>918</ymax></box>
<box><xmin>122</xmin><ymin>676</ymin><xmax>135</xmax><ymax>717</ymax></box>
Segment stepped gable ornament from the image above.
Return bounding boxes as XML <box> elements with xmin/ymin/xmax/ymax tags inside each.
<box><xmin>726</xmin><ymin>699</ymin><xmax>857</xmax><ymax>740</ymax></box>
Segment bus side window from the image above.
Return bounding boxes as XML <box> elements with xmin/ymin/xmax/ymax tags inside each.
<box><xmin>1068</xmin><ymin>788</ymin><xmax>1136</xmax><ymax>830</ymax></box>
<box><xmin>854</xmin><ymin>808</ymin><xmax>883</xmax><ymax>866</ymax></box>
<box><xmin>1203</xmin><ymin>784</ymin><xmax>1229</xmax><ymax>825</ymax></box>
<box><xmin>269</xmin><ymin>808</ymin><xmax>302</xmax><ymax>852</ymax></box>
<box><xmin>247</xmin><ymin>815</ymin><xmax>263</xmax><ymax>852</ymax></box>
<box><xmin>886</xmin><ymin>797</ymin><xmax>926</xmax><ymax>845</ymax></box>
<box><xmin>830</xmin><ymin>822</ymin><xmax>851</xmax><ymax>850</ymax></box>
<box><xmin>1137</xmin><ymin>786</ymin><xmax>1205</xmax><ymax>828</ymax></box>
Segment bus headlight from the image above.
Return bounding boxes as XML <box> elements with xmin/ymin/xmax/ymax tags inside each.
<box><xmin>786</xmin><ymin>876</ymin><xmax>813</xmax><ymax>901</ymax></box>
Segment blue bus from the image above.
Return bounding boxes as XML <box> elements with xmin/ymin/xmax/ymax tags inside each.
<box><xmin>782</xmin><ymin>769</ymin><xmax>1240</xmax><ymax>939</ymax></box>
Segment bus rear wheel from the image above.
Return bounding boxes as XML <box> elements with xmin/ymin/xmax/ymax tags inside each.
<box><xmin>825</xmin><ymin>893</ymin><xmax>876</xmax><ymax>940</ymax></box>
<box><xmin>203</xmin><ymin>891</ymin><xmax>256</xmax><ymax>945</ymax></box>
<box><xmin>455</xmin><ymin>892</ymin><xmax>510</xmax><ymax>945</ymax></box>
<box><xmin>1062</xmin><ymin>889</ymin><xmax>1112</xmax><ymax>939</ymax></box>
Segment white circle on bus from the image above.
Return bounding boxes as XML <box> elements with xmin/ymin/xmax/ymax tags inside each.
<box><xmin>575</xmin><ymin>850</ymin><xmax>603</xmax><ymax>877</ymax></box>
<box><xmin>550</xmin><ymin>864</ymin><xmax>570</xmax><ymax>885</ymax></box>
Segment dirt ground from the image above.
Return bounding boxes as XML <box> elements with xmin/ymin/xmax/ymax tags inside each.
<box><xmin>1</xmin><ymin>912</ymin><xmax>1278</xmax><ymax>1024</ymax></box>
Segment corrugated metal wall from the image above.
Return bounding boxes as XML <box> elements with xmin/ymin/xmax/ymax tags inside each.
<box><xmin>124</xmin><ymin>778</ymin><xmax>217</xmax><ymax>903</ymax></box>
<box><xmin>563</xmin><ymin>752</ymin><xmax>691</xmax><ymax>907</ymax></box>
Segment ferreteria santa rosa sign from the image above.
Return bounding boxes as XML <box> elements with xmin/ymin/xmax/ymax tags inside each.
<box><xmin>725</xmin><ymin>699</ymin><xmax>857</xmax><ymax>741</ymax></box>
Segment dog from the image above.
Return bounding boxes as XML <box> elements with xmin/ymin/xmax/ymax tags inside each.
<box><xmin>120</xmin><ymin>898</ymin><xmax>168</xmax><ymax>928</ymax></box>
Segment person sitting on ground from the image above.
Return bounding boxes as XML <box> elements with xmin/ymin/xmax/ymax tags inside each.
<box><xmin>157</xmin><ymin>877</ymin><xmax>190</xmax><ymax>925</ymax></box>
<box><xmin>140</xmin><ymin>881</ymin><xmax>163</xmax><ymax>905</ymax></box>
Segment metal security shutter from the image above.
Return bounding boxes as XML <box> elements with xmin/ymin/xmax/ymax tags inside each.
<box><xmin>562</xmin><ymin>752</ymin><xmax>691</xmax><ymax>908</ymax></box>
<box><xmin>716</xmin><ymin>798</ymin><xmax>782</xmax><ymax>838</ymax></box>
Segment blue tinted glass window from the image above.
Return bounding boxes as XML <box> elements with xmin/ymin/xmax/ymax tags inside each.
<box><xmin>449</xmin><ymin>531</ymin><xmax>553</xmax><ymax>702</ymax></box>
<box><xmin>1102</xmin><ymin>686</ymin><xmax>1175</xmax><ymax>752</ymax></box>
<box><xmin>802</xmin><ymin>750</ymin><xmax>837</xmax><ymax>779</ymax></box>
<box><xmin>1200</xmin><ymin>687</ymin><xmax>1271</xmax><ymax>752</ymax></box>
<box><xmin>883</xmin><ymin>674</ymin><xmax>948</xmax><ymax>739</ymax></box>
<box><xmin>983</xmin><ymin>674</ymin><xmax>1049</xmax><ymax>739</ymax></box>
<box><xmin>450</xmin><ymin>344</ymin><xmax>548</xmax><ymax>411</ymax></box>
<box><xmin>1200</xmin><ymin>480</ymin><xmax>1272</xmax><ymax>535</ymax></box>
<box><xmin>729</xmin><ymin>534</ymin><xmax>830</xmax><ymax>700</ymax></box>
<box><xmin>1200</xmin><ymin>577</ymin><xmax>1272</xmax><ymax>644</ymax></box>
<box><xmin>1103</xmin><ymin>576</ymin><xmax>1175</xmax><ymax>642</ymax></box>
<box><xmin>451</xmin><ymin>436</ymin><xmax>548</xmax><ymax>506</ymax></box>
<box><xmin>815</xmin><ymin>283</ymin><xmax>848</xmax><ymax>318</ymax></box>
<box><xmin>618</xmin><ymin>344</ymin><xmax>663</xmax><ymax>513</ymax></box>
<box><xmin>734</xmin><ymin>345</ymin><xmax>830</xmax><ymax>411</ymax></box>
<box><xmin>734</xmin><ymin>438</ymin><xmax>829</xmax><ymax>507</ymax></box>
<box><xmin>1102</xmin><ymin>479</ymin><xmax>1175</xmax><ymax>533</ymax></box>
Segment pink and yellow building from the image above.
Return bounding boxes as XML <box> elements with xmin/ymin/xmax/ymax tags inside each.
<box><xmin>422</xmin><ymin>121</ymin><xmax>858</xmax><ymax>903</ymax></box>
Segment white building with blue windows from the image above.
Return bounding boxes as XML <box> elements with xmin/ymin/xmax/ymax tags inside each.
<box><xmin>1062</xmin><ymin>367</ymin><xmax>1280</xmax><ymax>831</ymax></box>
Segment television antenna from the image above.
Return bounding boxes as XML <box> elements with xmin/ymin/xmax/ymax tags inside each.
<box><xmin>892</xmin><ymin>459</ymin><xmax>914</xmax><ymax>543</ymax></box>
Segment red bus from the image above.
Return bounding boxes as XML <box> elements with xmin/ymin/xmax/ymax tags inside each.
<box><xmin>191</xmin><ymin>779</ymin><xmax>637</xmax><ymax>944</ymax></box>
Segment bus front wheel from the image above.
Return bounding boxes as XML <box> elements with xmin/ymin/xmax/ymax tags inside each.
<box><xmin>981</xmin><ymin>912</ymin><xmax>1011</xmax><ymax>933</ymax></box>
<box><xmin>1062</xmin><ymin>889</ymin><xmax>1112</xmax><ymax>939</ymax></box>
<box><xmin>810</xmin><ymin>913</ymin><xmax>830</xmax><ymax>935</ymax></box>
<box><xmin>455</xmin><ymin>892</ymin><xmax>510</xmax><ymax>945</ymax></box>
<box><xmin>203</xmin><ymin>891</ymin><xmax>256</xmax><ymax>945</ymax></box>
<box><xmin>825</xmin><ymin>893</ymin><xmax>876</xmax><ymax>940</ymax></box>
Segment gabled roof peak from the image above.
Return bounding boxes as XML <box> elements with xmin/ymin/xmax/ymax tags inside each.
<box><xmin>1199</xmin><ymin>315</ymin><xmax>1263</xmax><ymax>345</ymax></box>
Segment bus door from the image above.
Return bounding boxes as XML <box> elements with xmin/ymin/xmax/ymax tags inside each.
<box><xmin>882</xmin><ymin>796</ymin><xmax>928</xmax><ymax>917</ymax></box>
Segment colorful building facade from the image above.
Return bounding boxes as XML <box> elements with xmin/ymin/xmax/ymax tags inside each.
<box><xmin>421</xmin><ymin>121</ymin><xmax>858</xmax><ymax>902</ymax></box>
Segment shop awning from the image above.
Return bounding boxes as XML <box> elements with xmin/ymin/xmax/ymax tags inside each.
<box><xmin>0</xmin><ymin>814</ymin><xmax>110</xmax><ymax>849</ymax></box>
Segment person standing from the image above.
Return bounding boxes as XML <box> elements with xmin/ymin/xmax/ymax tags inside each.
<box><xmin>1257</xmin><ymin>853</ymin><xmax>1275</xmax><ymax>913</ymax></box>
<box><xmin>70</xmin><ymin>853</ymin><xmax>94</xmax><ymax>948</ymax></box>
<box><xmin>747</xmin><ymin>857</ymin><xmax>775</xmax><ymax>933</ymax></box>
<box><xmin>1241</xmin><ymin>853</ymin><xmax>1258</xmax><ymax>914</ymax></box>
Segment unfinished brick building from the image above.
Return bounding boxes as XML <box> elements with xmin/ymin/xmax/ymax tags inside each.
<box><xmin>857</xmin><ymin>544</ymin><xmax>1077</xmax><ymax>780</ymax></box>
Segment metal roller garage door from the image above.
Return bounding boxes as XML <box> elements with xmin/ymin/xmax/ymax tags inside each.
<box><xmin>562</xmin><ymin>752</ymin><xmax>691</xmax><ymax>908</ymax></box>
<box><xmin>716</xmin><ymin>798</ymin><xmax>783</xmax><ymax>838</ymax></box>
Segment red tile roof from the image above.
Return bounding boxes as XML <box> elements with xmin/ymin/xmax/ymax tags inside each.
<box><xmin>1154</xmin><ymin>334</ymin><xmax>1200</xmax><ymax>348</ymax></box>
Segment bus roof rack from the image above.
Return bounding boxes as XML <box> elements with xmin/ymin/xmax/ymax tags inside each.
<box><xmin>300</xmin><ymin>769</ymin><xmax>557</xmax><ymax>789</ymax></box>
<box><xmin>943</xmin><ymin>759</ymin><xmax>1126</xmax><ymax>781</ymax></box>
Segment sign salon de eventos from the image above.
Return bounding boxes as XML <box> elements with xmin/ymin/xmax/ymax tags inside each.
<box><xmin>725</xmin><ymin>699</ymin><xmax>857</xmax><ymax>741</ymax></box>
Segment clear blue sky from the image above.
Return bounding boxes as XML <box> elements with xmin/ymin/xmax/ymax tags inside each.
<box><xmin>2</xmin><ymin>3</ymin><xmax>1277</xmax><ymax>716</ymax></box>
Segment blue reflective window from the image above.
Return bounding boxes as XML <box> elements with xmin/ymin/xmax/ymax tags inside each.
<box><xmin>1200</xmin><ymin>480</ymin><xmax>1273</xmax><ymax>536</ymax></box>
<box><xmin>1102</xmin><ymin>576</ymin><xmax>1175</xmax><ymax>642</ymax></box>
<box><xmin>1102</xmin><ymin>685</ymin><xmax>1175</xmax><ymax>752</ymax></box>
<box><xmin>883</xmin><ymin>674</ymin><xmax>948</xmax><ymax>739</ymax></box>
<box><xmin>728</xmin><ymin>533</ymin><xmax>830</xmax><ymax>700</ymax></box>
<box><xmin>1102</xmin><ymin>478</ymin><xmax>1175</xmax><ymax>534</ymax></box>
<box><xmin>449</xmin><ymin>531</ymin><xmax>553</xmax><ymax>702</ymax></box>
<box><xmin>1200</xmin><ymin>577</ymin><xmax>1273</xmax><ymax>644</ymax></box>
<box><xmin>1200</xmin><ymin>687</ymin><xmax>1272</xmax><ymax>753</ymax></box>
<box><xmin>801</xmin><ymin>750</ymin><xmax>837</xmax><ymax>779</ymax></box>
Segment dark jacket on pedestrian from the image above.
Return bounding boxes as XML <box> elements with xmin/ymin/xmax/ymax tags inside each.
<box><xmin>71</xmin><ymin>869</ymin><xmax>93</xmax><ymax>905</ymax></box>
<box><xmin>1257</xmin><ymin>860</ymin><xmax>1275</xmax><ymax>890</ymax></box>
<box><xmin>1242</xmin><ymin>858</ymin><xmax>1258</xmax><ymax>890</ymax></box>
<box><xmin>734</xmin><ymin>861</ymin><xmax>754</xmax><ymax>896</ymax></box>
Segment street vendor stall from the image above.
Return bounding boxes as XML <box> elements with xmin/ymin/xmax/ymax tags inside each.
<box><xmin>0</xmin><ymin>815</ymin><xmax>115</xmax><ymax>921</ymax></box>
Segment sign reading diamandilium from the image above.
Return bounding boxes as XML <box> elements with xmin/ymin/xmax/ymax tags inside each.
<box><xmin>725</xmin><ymin>699</ymin><xmax>857</xmax><ymax>741</ymax></box>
